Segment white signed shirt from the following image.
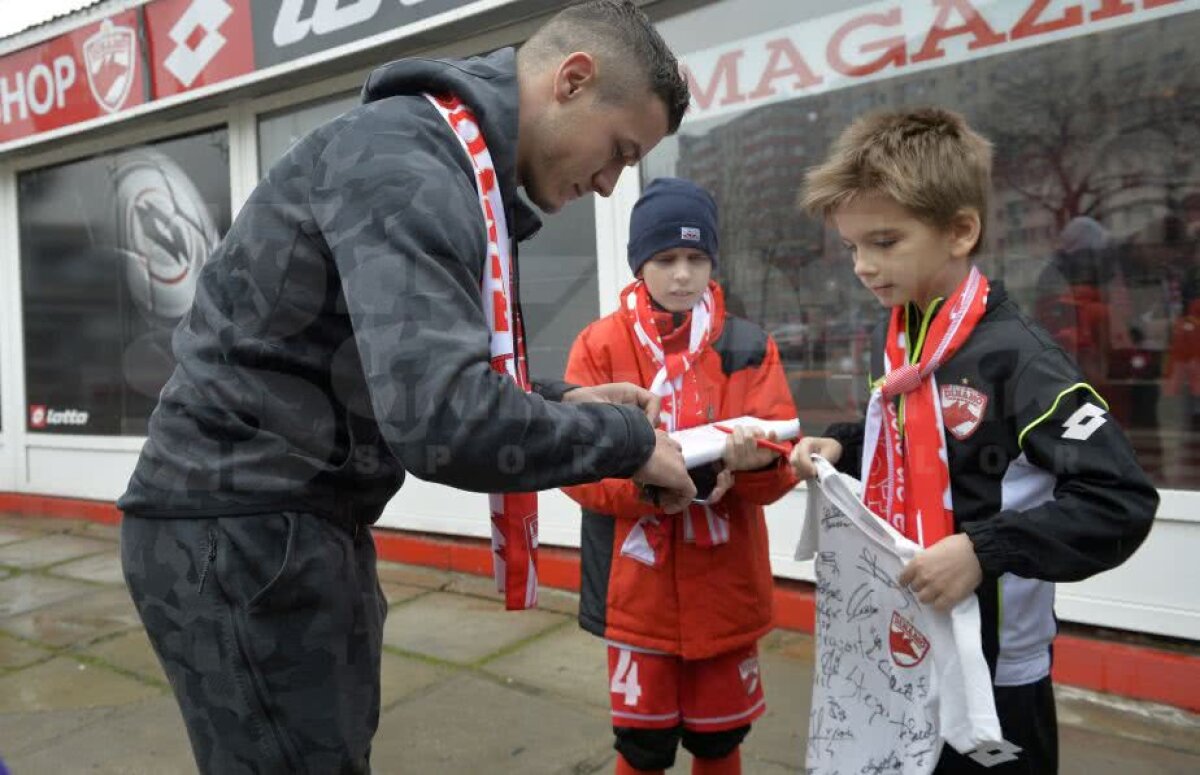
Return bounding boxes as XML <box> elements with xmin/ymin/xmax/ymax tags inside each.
<box><xmin>795</xmin><ymin>457</ymin><xmax>1012</xmax><ymax>774</ymax></box>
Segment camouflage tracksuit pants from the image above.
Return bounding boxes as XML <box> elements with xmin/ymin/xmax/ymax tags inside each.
<box><xmin>121</xmin><ymin>512</ymin><xmax>386</xmax><ymax>774</ymax></box>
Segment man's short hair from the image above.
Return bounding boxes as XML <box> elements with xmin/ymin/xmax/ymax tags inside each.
<box><xmin>523</xmin><ymin>0</ymin><xmax>689</xmax><ymax>134</ymax></box>
<box><xmin>801</xmin><ymin>107</ymin><xmax>994</xmax><ymax>253</ymax></box>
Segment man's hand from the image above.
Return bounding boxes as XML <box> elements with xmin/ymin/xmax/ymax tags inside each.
<box><xmin>789</xmin><ymin>437</ymin><xmax>844</xmax><ymax>480</ymax></box>
<box><xmin>632</xmin><ymin>430</ymin><xmax>697</xmax><ymax>511</ymax></box>
<box><xmin>723</xmin><ymin>426</ymin><xmax>782</xmax><ymax>472</ymax></box>
<box><xmin>898</xmin><ymin>534</ymin><xmax>983</xmax><ymax>612</ymax></box>
<box><xmin>564</xmin><ymin>383</ymin><xmax>661</xmax><ymax>424</ymax></box>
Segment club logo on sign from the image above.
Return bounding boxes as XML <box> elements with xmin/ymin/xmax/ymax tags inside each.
<box><xmin>83</xmin><ymin>20</ymin><xmax>135</xmax><ymax>113</ymax></box>
<box><xmin>941</xmin><ymin>383</ymin><xmax>988</xmax><ymax>441</ymax></box>
<box><xmin>889</xmin><ymin>611</ymin><xmax>930</xmax><ymax>668</ymax></box>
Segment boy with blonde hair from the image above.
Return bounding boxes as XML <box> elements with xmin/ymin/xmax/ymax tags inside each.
<box><xmin>790</xmin><ymin>108</ymin><xmax>1157</xmax><ymax>773</ymax></box>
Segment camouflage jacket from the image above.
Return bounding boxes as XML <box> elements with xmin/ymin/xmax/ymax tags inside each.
<box><xmin>119</xmin><ymin>48</ymin><xmax>655</xmax><ymax>522</ymax></box>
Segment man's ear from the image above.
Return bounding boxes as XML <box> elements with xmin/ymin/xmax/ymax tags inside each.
<box><xmin>949</xmin><ymin>208</ymin><xmax>982</xmax><ymax>258</ymax></box>
<box><xmin>553</xmin><ymin>52</ymin><xmax>597</xmax><ymax>104</ymax></box>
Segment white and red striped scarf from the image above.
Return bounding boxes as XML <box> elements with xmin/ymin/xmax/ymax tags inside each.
<box><xmin>862</xmin><ymin>267</ymin><xmax>989</xmax><ymax>547</ymax></box>
<box><xmin>619</xmin><ymin>280</ymin><xmax>730</xmax><ymax>567</ymax></box>
<box><xmin>427</xmin><ymin>93</ymin><xmax>538</xmax><ymax>610</ymax></box>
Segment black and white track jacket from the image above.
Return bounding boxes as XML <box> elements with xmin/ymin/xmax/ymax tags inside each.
<box><xmin>829</xmin><ymin>283</ymin><xmax>1158</xmax><ymax>687</ymax></box>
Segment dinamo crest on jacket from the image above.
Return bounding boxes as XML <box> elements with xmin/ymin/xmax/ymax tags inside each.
<box><xmin>941</xmin><ymin>383</ymin><xmax>988</xmax><ymax>441</ymax></box>
<box><xmin>111</xmin><ymin>148</ymin><xmax>218</xmax><ymax>326</ymax></box>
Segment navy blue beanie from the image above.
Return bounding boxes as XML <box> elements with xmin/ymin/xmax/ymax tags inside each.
<box><xmin>628</xmin><ymin>178</ymin><xmax>719</xmax><ymax>276</ymax></box>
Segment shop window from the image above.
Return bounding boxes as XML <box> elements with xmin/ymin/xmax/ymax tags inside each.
<box><xmin>258</xmin><ymin>93</ymin><xmax>359</xmax><ymax>175</ymax></box>
<box><xmin>19</xmin><ymin>128</ymin><xmax>231</xmax><ymax>435</ymax></box>
<box><xmin>647</xmin><ymin>0</ymin><xmax>1200</xmax><ymax>487</ymax></box>
<box><xmin>519</xmin><ymin>198</ymin><xmax>601</xmax><ymax>382</ymax></box>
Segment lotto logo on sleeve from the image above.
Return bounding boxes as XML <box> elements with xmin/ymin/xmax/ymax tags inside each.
<box><xmin>1061</xmin><ymin>403</ymin><xmax>1107</xmax><ymax>441</ymax></box>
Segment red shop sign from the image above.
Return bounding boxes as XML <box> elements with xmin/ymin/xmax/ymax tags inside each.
<box><xmin>0</xmin><ymin>0</ymin><xmax>256</xmax><ymax>147</ymax></box>
<box><xmin>0</xmin><ymin>11</ymin><xmax>148</xmax><ymax>144</ymax></box>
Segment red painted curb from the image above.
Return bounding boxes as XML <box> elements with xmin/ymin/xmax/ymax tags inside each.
<box><xmin>2</xmin><ymin>493</ymin><xmax>1197</xmax><ymax>713</ymax></box>
<box><xmin>372</xmin><ymin>530</ymin><xmax>584</xmax><ymax>591</ymax></box>
<box><xmin>0</xmin><ymin>494</ymin><xmax>122</xmax><ymax>524</ymax></box>
<box><xmin>1052</xmin><ymin>634</ymin><xmax>1200</xmax><ymax>713</ymax></box>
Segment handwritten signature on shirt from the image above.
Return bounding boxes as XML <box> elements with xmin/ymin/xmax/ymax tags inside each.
<box><xmin>847</xmin><ymin>582</ymin><xmax>880</xmax><ymax>622</ymax></box>
<box><xmin>855</xmin><ymin>546</ymin><xmax>916</xmax><ymax>609</ymax></box>
<box><xmin>807</xmin><ymin>705</ymin><xmax>857</xmax><ymax>760</ymax></box>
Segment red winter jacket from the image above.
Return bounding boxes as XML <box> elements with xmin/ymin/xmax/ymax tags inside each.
<box><xmin>563</xmin><ymin>283</ymin><xmax>798</xmax><ymax>660</ymax></box>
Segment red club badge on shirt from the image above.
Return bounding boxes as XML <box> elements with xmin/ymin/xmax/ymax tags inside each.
<box><xmin>941</xmin><ymin>384</ymin><xmax>988</xmax><ymax>441</ymax></box>
<box><xmin>890</xmin><ymin>611</ymin><xmax>931</xmax><ymax>668</ymax></box>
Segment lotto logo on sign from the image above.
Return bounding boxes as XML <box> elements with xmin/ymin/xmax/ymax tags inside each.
<box><xmin>889</xmin><ymin>611</ymin><xmax>930</xmax><ymax>668</ymax></box>
<box><xmin>145</xmin><ymin>0</ymin><xmax>255</xmax><ymax>97</ymax></box>
<box><xmin>29</xmin><ymin>405</ymin><xmax>90</xmax><ymax>429</ymax></box>
<box><xmin>164</xmin><ymin>0</ymin><xmax>234</xmax><ymax>87</ymax></box>
<box><xmin>271</xmin><ymin>0</ymin><xmax>434</xmax><ymax>47</ymax></box>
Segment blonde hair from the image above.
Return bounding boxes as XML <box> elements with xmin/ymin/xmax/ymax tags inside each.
<box><xmin>801</xmin><ymin>107</ymin><xmax>993</xmax><ymax>254</ymax></box>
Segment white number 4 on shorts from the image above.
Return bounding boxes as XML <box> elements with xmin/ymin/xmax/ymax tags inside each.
<box><xmin>611</xmin><ymin>649</ymin><xmax>643</xmax><ymax>707</ymax></box>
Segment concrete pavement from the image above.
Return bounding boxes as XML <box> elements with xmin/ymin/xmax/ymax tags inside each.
<box><xmin>1</xmin><ymin>512</ymin><xmax>1198</xmax><ymax>773</ymax></box>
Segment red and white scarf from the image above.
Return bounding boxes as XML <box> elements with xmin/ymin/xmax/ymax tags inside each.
<box><xmin>427</xmin><ymin>93</ymin><xmax>538</xmax><ymax>610</ymax></box>
<box><xmin>862</xmin><ymin>267</ymin><xmax>989</xmax><ymax>547</ymax></box>
<box><xmin>620</xmin><ymin>280</ymin><xmax>730</xmax><ymax>567</ymax></box>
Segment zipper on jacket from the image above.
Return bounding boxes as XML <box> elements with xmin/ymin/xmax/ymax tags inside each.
<box><xmin>197</xmin><ymin>528</ymin><xmax>217</xmax><ymax>594</ymax></box>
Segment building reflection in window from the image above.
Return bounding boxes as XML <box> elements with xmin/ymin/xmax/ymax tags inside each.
<box><xmin>645</xmin><ymin>0</ymin><xmax>1200</xmax><ymax>487</ymax></box>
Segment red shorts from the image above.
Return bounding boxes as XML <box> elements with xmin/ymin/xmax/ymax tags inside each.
<box><xmin>606</xmin><ymin>643</ymin><xmax>766</xmax><ymax>732</ymax></box>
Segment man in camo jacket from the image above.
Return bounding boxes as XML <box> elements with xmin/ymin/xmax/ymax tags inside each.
<box><xmin>118</xmin><ymin>2</ymin><xmax>694</xmax><ymax>771</ymax></box>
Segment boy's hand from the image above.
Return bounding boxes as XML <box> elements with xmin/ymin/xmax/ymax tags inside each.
<box><xmin>723</xmin><ymin>426</ymin><xmax>782</xmax><ymax>471</ymax></box>
<box><xmin>564</xmin><ymin>382</ymin><xmax>660</xmax><ymax>423</ymax></box>
<box><xmin>789</xmin><ymin>437</ymin><xmax>843</xmax><ymax>479</ymax></box>
<box><xmin>705</xmin><ymin>468</ymin><xmax>735</xmax><ymax>504</ymax></box>
<box><xmin>898</xmin><ymin>534</ymin><xmax>983</xmax><ymax>612</ymax></box>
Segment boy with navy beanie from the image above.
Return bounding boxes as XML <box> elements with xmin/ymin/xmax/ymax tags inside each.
<box><xmin>563</xmin><ymin>178</ymin><xmax>799</xmax><ymax>775</ymax></box>
<box><xmin>627</xmin><ymin>177</ymin><xmax>721</xmax><ymax>276</ymax></box>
